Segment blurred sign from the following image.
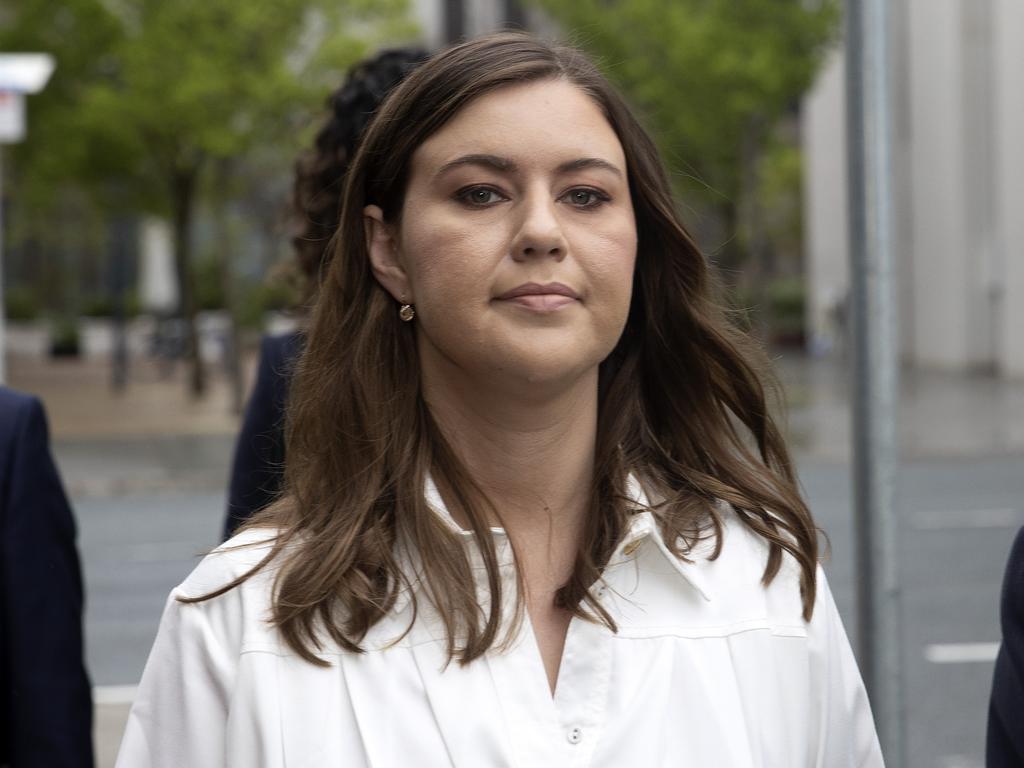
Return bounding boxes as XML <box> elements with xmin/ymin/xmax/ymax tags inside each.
<box><xmin>0</xmin><ymin>91</ymin><xmax>25</xmax><ymax>143</ymax></box>
<box><xmin>0</xmin><ymin>53</ymin><xmax>54</xmax><ymax>145</ymax></box>
<box><xmin>0</xmin><ymin>53</ymin><xmax>56</xmax><ymax>94</ymax></box>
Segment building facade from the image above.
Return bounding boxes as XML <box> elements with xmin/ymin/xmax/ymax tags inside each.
<box><xmin>802</xmin><ymin>0</ymin><xmax>1024</xmax><ymax>377</ymax></box>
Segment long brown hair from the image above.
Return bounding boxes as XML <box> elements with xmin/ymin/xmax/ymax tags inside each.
<box><xmin>191</xmin><ymin>32</ymin><xmax>819</xmax><ymax>666</ymax></box>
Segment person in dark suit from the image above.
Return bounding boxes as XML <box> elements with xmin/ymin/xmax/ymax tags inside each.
<box><xmin>223</xmin><ymin>46</ymin><xmax>428</xmax><ymax>539</ymax></box>
<box><xmin>223</xmin><ymin>331</ymin><xmax>303</xmax><ymax>538</ymax></box>
<box><xmin>988</xmin><ymin>526</ymin><xmax>1024</xmax><ymax>766</ymax></box>
<box><xmin>0</xmin><ymin>386</ymin><xmax>93</xmax><ymax>767</ymax></box>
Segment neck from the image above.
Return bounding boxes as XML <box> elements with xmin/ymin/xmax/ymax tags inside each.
<box><xmin>421</xmin><ymin>356</ymin><xmax>598</xmax><ymax>570</ymax></box>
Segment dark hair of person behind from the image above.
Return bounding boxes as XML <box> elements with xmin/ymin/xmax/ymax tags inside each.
<box><xmin>188</xmin><ymin>33</ymin><xmax>821</xmax><ymax>668</ymax></box>
<box><xmin>291</xmin><ymin>46</ymin><xmax>429</xmax><ymax>292</ymax></box>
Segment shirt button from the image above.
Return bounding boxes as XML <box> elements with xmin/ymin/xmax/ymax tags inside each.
<box><xmin>595</xmin><ymin>584</ymin><xmax>608</xmax><ymax>599</ymax></box>
<box><xmin>567</xmin><ymin>726</ymin><xmax>583</xmax><ymax>744</ymax></box>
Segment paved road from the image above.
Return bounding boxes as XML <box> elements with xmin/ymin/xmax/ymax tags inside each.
<box><xmin>59</xmin><ymin>433</ymin><xmax>1023</xmax><ymax>768</ymax></box>
<box><xmin>802</xmin><ymin>454</ymin><xmax>1022</xmax><ymax>768</ymax></box>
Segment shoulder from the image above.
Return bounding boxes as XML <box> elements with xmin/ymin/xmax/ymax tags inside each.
<box><xmin>174</xmin><ymin>527</ymin><xmax>281</xmax><ymax>600</ymax></box>
<box><xmin>0</xmin><ymin>385</ymin><xmax>37</xmax><ymax>416</ymax></box>
<box><xmin>0</xmin><ymin>387</ymin><xmax>52</xmax><ymax>469</ymax></box>
<box><xmin>162</xmin><ymin>528</ymin><xmax>285</xmax><ymax>655</ymax></box>
<box><xmin>1001</xmin><ymin>526</ymin><xmax>1024</xmax><ymax>628</ymax></box>
<box><xmin>674</xmin><ymin>503</ymin><xmax>811</xmax><ymax>625</ymax></box>
<box><xmin>258</xmin><ymin>332</ymin><xmax>303</xmax><ymax>373</ymax></box>
<box><xmin>0</xmin><ymin>386</ymin><xmax>44</xmax><ymax>439</ymax></box>
<box><xmin>250</xmin><ymin>332</ymin><xmax>303</xmax><ymax>409</ymax></box>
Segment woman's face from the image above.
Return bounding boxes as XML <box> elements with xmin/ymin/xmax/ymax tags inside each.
<box><xmin>366</xmin><ymin>78</ymin><xmax>637</xmax><ymax>394</ymax></box>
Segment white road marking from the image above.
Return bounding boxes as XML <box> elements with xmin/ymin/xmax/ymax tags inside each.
<box><xmin>938</xmin><ymin>755</ymin><xmax>982</xmax><ymax>768</ymax></box>
<box><xmin>913</xmin><ymin>507</ymin><xmax>1021</xmax><ymax>530</ymax></box>
<box><xmin>94</xmin><ymin>685</ymin><xmax>138</xmax><ymax>705</ymax></box>
<box><xmin>924</xmin><ymin>642</ymin><xmax>1001</xmax><ymax>664</ymax></box>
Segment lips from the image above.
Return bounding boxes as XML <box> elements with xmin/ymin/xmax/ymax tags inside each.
<box><xmin>495</xmin><ymin>282</ymin><xmax>580</xmax><ymax>301</ymax></box>
<box><xmin>494</xmin><ymin>282</ymin><xmax>580</xmax><ymax>312</ymax></box>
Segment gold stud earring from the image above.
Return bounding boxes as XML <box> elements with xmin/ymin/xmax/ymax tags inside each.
<box><xmin>399</xmin><ymin>303</ymin><xmax>415</xmax><ymax>322</ymax></box>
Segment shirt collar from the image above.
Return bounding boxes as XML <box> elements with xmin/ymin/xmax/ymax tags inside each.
<box><xmin>616</xmin><ymin>475</ymin><xmax>714</xmax><ymax>603</ymax></box>
<box><xmin>423</xmin><ymin>472</ymin><xmax>713</xmax><ymax>602</ymax></box>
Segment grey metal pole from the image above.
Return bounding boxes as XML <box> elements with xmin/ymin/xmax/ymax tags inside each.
<box><xmin>844</xmin><ymin>0</ymin><xmax>904</xmax><ymax>765</ymax></box>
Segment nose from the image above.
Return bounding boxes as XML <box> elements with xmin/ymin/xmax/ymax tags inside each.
<box><xmin>511</xmin><ymin>191</ymin><xmax>567</xmax><ymax>262</ymax></box>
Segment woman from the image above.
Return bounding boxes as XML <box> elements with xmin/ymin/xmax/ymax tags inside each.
<box><xmin>118</xmin><ymin>33</ymin><xmax>883</xmax><ymax>766</ymax></box>
<box><xmin>224</xmin><ymin>46</ymin><xmax>427</xmax><ymax>539</ymax></box>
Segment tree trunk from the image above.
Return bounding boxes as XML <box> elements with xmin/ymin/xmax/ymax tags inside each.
<box><xmin>171</xmin><ymin>168</ymin><xmax>206</xmax><ymax>397</ymax></box>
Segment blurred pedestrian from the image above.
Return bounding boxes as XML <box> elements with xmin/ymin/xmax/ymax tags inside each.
<box><xmin>987</xmin><ymin>526</ymin><xmax>1024</xmax><ymax>766</ymax></box>
<box><xmin>119</xmin><ymin>33</ymin><xmax>883</xmax><ymax>766</ymax></box>
<box><xmin>0</xmin><ymin>387</ymin><xmax>93</xmax><ymax>767</ymax></box>
<box><xmin>222</xmin><ymin>46</ymin><xmax>429</xmax><ymax>539</ymax></box>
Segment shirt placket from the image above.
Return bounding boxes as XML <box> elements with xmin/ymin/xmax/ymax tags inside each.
<box><xmin>551</xmin><ymin>609</ymin><xmax>613</xmax><ymax>768</ymax></box>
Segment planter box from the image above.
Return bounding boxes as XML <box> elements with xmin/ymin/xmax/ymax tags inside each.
<box><xmin>3</xmin><ymin>322</ymin><xmax>50</xmax><ymax>359</ymax></box>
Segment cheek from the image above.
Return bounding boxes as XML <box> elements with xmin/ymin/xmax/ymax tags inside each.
<box><xmin>399</xmin><ymin>212</ymin><xmax>504</xmax><ymax>316</ymax></box>
<box><xmin>583</xmin><ymin>224</ymin><xmax>638</xmax><ymax>313</ymax></box>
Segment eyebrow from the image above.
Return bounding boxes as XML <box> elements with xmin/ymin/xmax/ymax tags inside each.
<box><xmin>435</xmin><ymin>153</ymin><xmax>624</xmax><ymax>179</ymax></box>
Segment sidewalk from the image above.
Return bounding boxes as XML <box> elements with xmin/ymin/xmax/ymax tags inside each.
<box><xmin>774</xmin><ymin>350</ymin><xmax>1024</xmax><ymax>460</ymax></box>
<box><xmin>6</xmin><ymin>353</ymin><xmax>246</xmax><ymax>440</ymax></box>
<box><xmin>14</xmin><ymin>348</ymin><xmax>1024</xmax><ymax>456</ymax></box>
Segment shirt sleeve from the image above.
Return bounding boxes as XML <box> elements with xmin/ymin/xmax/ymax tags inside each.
<box><xmin>115</xmin><ymin>589</ymin><xmax>237</xmax><ymax>768</ymax></box>
<box><xmin>808</xmin><ymin>566</ymin><xmax>886</xmax><ymax>767</ymax></box>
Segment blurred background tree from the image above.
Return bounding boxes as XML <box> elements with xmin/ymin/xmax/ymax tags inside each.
<box><xmin>2</xmin><ymin>0</ymin><xmax>414</xmax><ymax>395</ymax></box>
<box><xmin>534</xmin><ymin>0</ymin><xmax>839</xmax><ymax>332</ymax></box>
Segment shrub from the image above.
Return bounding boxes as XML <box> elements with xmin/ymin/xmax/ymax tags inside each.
<box><xmin>49</xmin><ymin>316</ymin><xmax>81</xmax><ymax>357</ymax></box>
<box><xmin>4</xmin><ymin>287</ymin><xmax>41</xmax><ymax>321</ymax></box>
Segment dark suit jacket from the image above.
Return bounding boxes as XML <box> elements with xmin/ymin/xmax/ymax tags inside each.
<box><xmin>0</xmin><ymin>387</ymin><xmax>92</xmax><ymax>767</ymax></box>
<box><xmin>223</xmin><ymin>332</ymin><xmax>304</xmax><ymax>539</ymax></box>
<box><xmin>989</xmin><ymin>525</ymin><xmax>1024</xmax><ymax>766</ymax></box>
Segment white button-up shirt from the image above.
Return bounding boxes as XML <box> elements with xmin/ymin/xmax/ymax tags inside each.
<box><xmin>117</xmin><ymin>481</ymin><xmax>884</xmax><ymax>767</ymax></box>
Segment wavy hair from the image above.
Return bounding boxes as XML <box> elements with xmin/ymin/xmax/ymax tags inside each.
<box><xmin>190</xmin><ymin>32</ymin><xmax>819</xmax><ymax>666</ymax></box>
<box><xmin>291</xmin><ymin>46</ymin><xmax>428</xmax><ymax>293</ymax></box>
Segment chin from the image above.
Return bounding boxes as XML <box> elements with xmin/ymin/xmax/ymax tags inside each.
<box><xmin>489</xmin><ymin>345</ymin><xmax>603</xmax><ymax>390</ymax></box>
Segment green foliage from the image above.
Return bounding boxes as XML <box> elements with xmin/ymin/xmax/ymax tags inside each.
<box><xmin>80</xmin><ymin>295</ymin><xmax>115</xmax><ymax>318</ymax></box>
<box><xmin>2</xmin><ymin>0</ymin><xmax>416</xmax><ymax>210</ymax></box>
<box><xmin>49</xmin><ymin>316</ymin><xmax>81</xmax><ymax>357</ymax></box>
<box><xmin>534</xmin><ymin>0</ymin><xmax>839</xmax><ymax>204</ymax></box>
<box><xmin>3</xmin><ymin>287</ymin><xmax>42</xmax><ymax>321</ymax></box>
<box><xmin>235</xmin><ymin>277</ymin><xmax>301</xmax><ymax>329</ymax></box>
<box><xmin>757</xmin><ymin>138</ymin><xmax>806</xmax><ymax>276</ymax></box>
<box><xmin>194</xmin><ymin>257</ymin><xmax>227</xmax><ymax>311</ymax></box>
<box><xmin>79</xmin><ymin>291</ymin><xmax>142</xmax><ymax>318</ymax></box>
<box><xmin>765</xmin><ymin>276</ymin><xmax>806</xmax><ymax>343</ymax></box>
<box><xmin>729</xmin><ymin>275</ymin><xmax>805</xmax><ymax>342</ymax></box>
<box><xmin>3</xmin><ymin>0</ymin><xmax>415</xmax><ymax>391</ymax></box>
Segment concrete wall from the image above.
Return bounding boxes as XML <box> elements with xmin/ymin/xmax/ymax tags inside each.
<box><xmin>906</xmin><ymin>0</ymin><xmax>973</xmax><ymax>368</ymax></box>
<box><xmin>802</xmin><ymin>49</ymin><xmax>849</xmax><ymax>355</ymax></box>
<box><xmin>994</xmin><ymin>0</ymin><xmax>1024</xmax><ymax>377</ymax></box>
<box><xmin>803</xmin><ymin>0</ymin><xmax>1024</xmax><ymax>376</ymax></box>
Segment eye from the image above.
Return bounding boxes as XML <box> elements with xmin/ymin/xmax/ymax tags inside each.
<box><xmin>561</xmin><ymin>187</ymin><xmax>610</xmax><ymax>209</ymax></box>
<box><xmin>455</xmin><ymin>185</ymin><xmax>507</xmax><ymax>207</ymax></box>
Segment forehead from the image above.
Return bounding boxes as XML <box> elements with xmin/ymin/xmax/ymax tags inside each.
<box><xmin>410</xmin><ymin>79</ymin><xmax>626</xmax><ymax>175</ymax></box>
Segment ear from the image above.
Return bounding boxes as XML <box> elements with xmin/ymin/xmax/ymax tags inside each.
<box><xmin>364</xmin><ymin>205</ymin><xmax>412</xmax><ymax>303</ymax></box>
